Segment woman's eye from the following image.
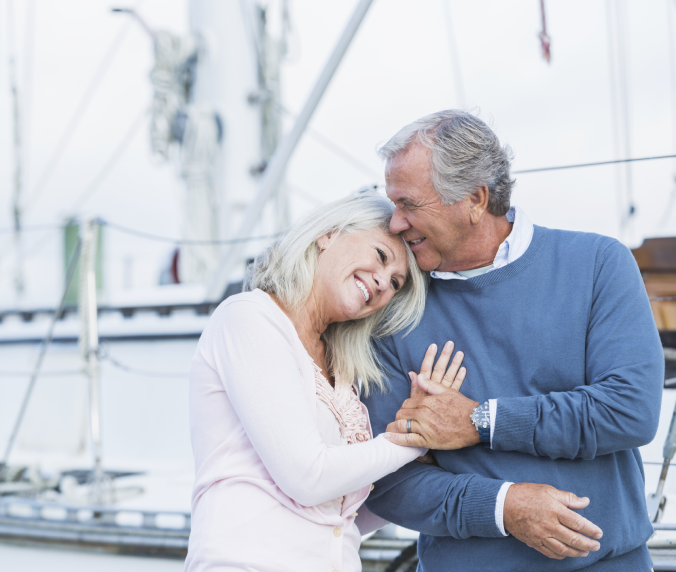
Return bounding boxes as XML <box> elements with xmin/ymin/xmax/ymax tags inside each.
<box><xmin>391</xmin><ymin>278</ymin><xmax>400</xmax><ymax>291</ymax></box>
<box><xmin>376</xmin><ymin>248</ymin><xmax>386</xmax><ymax>263</ymax></box>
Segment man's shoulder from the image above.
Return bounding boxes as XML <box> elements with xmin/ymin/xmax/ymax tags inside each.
<box><xmin>536</xmin><ymin>226</ymin><xmax>630</xmax><ymax>267</ymax></box>
<box><xmin>537</xmin><ymin>225</ymin><xmax>618</xmax><ymax>252</ymax></box>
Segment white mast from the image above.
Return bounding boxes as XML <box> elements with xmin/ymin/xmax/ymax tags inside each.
<box><xmin>187</xmin><ymin>0</ymin><xmax>268</xmax><ymax>284</ymax></box>
<box><xmin>205</xmin><ymin>0</ymin><xmax>375</xmax><ymax>301</ymax></box>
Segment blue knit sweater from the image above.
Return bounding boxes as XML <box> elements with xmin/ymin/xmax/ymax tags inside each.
<box><xmin>363</xmin><ymin>226</ymin><xmax>664</xmax><ymax>571</ymax></box>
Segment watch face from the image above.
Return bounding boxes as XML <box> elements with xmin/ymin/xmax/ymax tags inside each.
<box><xmin>471</xmin><ymin>403</ymin><xmax>490</xmax><ymax>428</ymax></box>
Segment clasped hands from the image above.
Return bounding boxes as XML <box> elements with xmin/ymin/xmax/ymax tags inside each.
<box><xmin>384</xmin><ymin>341</ymin><xmax>604</xmax><ymax>560</ymax></box>
<box><xmin>384</xmin><ymin>341</ymin><xmax>480</xmax><ymax>450</ymax></box>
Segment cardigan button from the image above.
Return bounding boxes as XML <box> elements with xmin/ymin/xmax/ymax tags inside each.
<box><xmin>351</xmin><ymin>512</ymin><xmax>358</xmax><ymax>517</ymax></box>
<box><xmin>370</xmin><ymin>484</ymin><xmax>375</xmax><ymax>491</ymax></box>
<box><xmin>333</xmin><ymin>527</ymin><xmax>342</xmax><ymax>537</ymax></box>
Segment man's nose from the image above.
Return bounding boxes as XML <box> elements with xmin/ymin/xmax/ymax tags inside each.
<box><xmin>389</xmin><ymin>208</ymin><xmax>410</xmax><ymax>235</ymax></box>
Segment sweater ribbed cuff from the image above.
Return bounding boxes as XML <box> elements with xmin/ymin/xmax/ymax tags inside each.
<box><xmin>461</xmin><ymin>477</ymin><xmax>507</xmax><ymax>538</ymax></box>
<box><xmin>492</xmin><ymin>397</ymin><xmax>538</xmax><ymax>455</ymax></box>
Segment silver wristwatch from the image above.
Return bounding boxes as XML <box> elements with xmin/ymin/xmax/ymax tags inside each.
<box><xmin>470</xmin><ymin>401</ymin><xmax>491</xmax><ymax>448</ymax></box>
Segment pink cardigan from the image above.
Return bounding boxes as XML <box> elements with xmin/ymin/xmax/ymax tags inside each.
<box><xmin>184</xmin><ymin>290</ymin><xmax>424</xmax><ymax>572</ymax></box>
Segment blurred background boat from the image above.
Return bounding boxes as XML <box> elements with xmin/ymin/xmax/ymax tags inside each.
<box><xmin>3</xmin><ymin>1</ymin><xmax>676</xmax><ymax>571</ymax></box>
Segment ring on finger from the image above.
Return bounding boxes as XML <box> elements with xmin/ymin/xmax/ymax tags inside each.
<box><xmin>406</xmin><ymin>419</ymin><xmax>412</xmax><ymax>434</ymax></box>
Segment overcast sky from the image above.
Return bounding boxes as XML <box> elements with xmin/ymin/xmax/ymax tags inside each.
<box><xmin>1</xmin><ymin>0</ymin><xmax>675</xmax><ymax>303</ymax></box>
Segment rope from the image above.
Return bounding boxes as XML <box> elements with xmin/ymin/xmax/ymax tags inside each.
<box><xmin>149</xmin><ymin>30</ymin><xmax>198</xmax><ymax>159</ymax></box>
<box><xmin>0</xmin><ymin>239</ymin><xmax>82</xmax><ymax>480</ymax></box>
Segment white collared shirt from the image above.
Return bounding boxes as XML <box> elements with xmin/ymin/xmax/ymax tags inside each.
<box><xmin>430</xmin><ymin>205</ymin><xmax>534</xmax><ymax>536</ymax></box>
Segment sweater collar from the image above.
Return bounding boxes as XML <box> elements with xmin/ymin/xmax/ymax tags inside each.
<box><xmin>432</xmin><ymin>225</ymin><xmax>547</xmax><ymax>291</ymax></box>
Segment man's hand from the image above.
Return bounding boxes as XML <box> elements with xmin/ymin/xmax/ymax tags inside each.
<box><xmin>385</xmin><ymin>386</ymin><xmax>480</xmax><ymax>449</ymax></box>
<box><xmin>384</xmin><ymin>342</ymin><xmax>480</xmax><ymax>449</ymax></box>
<box><xmin>504</xmin><ymin>483</ymin><xmax>603</xmax><ymax>560</ymax></box>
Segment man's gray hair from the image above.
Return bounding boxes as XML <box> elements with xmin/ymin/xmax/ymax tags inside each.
<box><xmin>378</xmin><ymin>110</ymin><xmax>515</xmax><ymax>216</ymax></box>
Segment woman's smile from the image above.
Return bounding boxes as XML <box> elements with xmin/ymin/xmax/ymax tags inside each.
<box><xmin>354</xmin><ymin>275</ymin><xmax>372</xmax><ymax>304</ymax></box>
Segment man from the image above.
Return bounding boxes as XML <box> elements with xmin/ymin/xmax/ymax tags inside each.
<box><xmin>362</xmin><ymin>110</ymin><xmax>664</xmax><ymax>571</ymax></box>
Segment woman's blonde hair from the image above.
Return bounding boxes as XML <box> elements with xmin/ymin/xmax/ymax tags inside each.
<box><xmin>243</xmin><ymin>189</ymin><xmax>427</xmax><ymax>395</ymax></box>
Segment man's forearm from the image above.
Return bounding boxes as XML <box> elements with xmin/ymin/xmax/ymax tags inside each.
<box><xmin>366</xmin><ymin>461</ymin><xmax>506</xmax><ymax>539</ymax></box>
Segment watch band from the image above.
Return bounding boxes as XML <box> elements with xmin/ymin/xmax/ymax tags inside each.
<box><xmin>477</xmin><ymin>421</ymin><xmax>491</xmax><ymax>448</ymax></box>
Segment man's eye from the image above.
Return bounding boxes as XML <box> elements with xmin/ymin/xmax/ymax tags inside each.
<box><xmin>391</xmin><ymin>278</ymin><xmax>400</xmax><ymax>291</ymax></box>
<box><xmin>376</xmin><ymin>248</ymin><xmax>386</xmax><ymax>263</ymax></box>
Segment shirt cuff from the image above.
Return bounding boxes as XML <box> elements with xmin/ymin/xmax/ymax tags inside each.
<box><xmin>488</xmin><ymin>398</ymin><xmax>497</xmax><ymax>447</ymax></box>
<box><xmin>495</xmin><ymin>482</ymin><xmax>514</xmax><ymax>537</ymax></box>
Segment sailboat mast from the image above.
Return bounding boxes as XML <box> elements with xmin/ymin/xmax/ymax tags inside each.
<box><xmin>205</xmin><ymin>0</ymin><xmax>375</xmax><ymax>301</ymax></box>
<box><xmin>7</xmin><ymin>0</ymin><xmax>24</xmax><ymax>298</ymax></box>
<box><xmin>187</xmin><ymin>0</ymin><xmax>271</xmax><ymax>284</ymax></box>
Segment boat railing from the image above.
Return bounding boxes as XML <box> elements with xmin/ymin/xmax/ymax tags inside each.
<box><xmin>0</xmin><ymin>497</ymin><xmax>191</xmax><ymax>557</ymax></box>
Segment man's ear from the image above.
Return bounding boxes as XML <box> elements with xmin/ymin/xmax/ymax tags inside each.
<box><xmin>468</xmin><ymin>186</ymin><xmax>490</xmax><ymax>225</ymax></box>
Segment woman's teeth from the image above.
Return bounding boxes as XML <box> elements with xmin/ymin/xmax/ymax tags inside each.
<box><xmin>410</xmin><ymin>238</ymin><xmax>425</xmax><ymax>246</ymax></box>
<box><xmin>355</xmin><ymin>277</ymin><xmax>370</xmax><ymax>302</ymax></box>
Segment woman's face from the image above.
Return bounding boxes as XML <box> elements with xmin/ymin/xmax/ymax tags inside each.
<box><xmin>315</xmin><ymin>229</ymin><xmax>408</xmax><ymax>322</ymax></box>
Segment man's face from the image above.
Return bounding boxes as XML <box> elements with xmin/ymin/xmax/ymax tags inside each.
<box><xmin>385</xmin><ymin>143</ymin><xmax>471</xmax><ymax>272</ymax></box>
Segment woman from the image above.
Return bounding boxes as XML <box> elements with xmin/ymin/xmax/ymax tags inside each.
<box><xmin>184</xmin><ymin>190</ymin><xmax>465</xmax><ymax>572</ymax></box>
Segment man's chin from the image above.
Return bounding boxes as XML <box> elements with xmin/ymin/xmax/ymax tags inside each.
<box><xmin>412</xmin><ymin>252</ymin><xmax>439</xmax><ymax>273</ymax></box>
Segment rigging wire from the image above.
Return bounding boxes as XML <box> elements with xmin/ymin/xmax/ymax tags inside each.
<box><xmin>7</xmin><ymin>0</ymin><xmax>24</xmax><ymax>296</ymax></box>
<box><xmin>103</xmin><ymin>221</ymin><xmax>281</xmax><ymax>245</ymax></box>
<box><xmin>0</xmin><ymin>370</ymin><xmax>84</xmax><ymax>378</ymax></box>
<box><xmin>21</xmin><ymin>0</ymin><xmax>36</xmax><ymax>189</ymax></box>
<box><xmin>617</xmin><ymin>0</ymin><xmax>636</xmax><ymax>232</ymax></box>
<box><xmin>658</xmin><ymin>0</ymin><xmax>676</xmax><ymax>233</ymax></box>
<box><xmin>24</xmin><ymin>4</ymin><xmax>141</xmax><ymax>212</ymax></box>
<box><xmin>513</xmin><ymin>154</ymin><xmax>676</xmax><ymax>174</ymax></box>
<box><xmin>0</xmin><ymin>227</ymin><xmax>60</xmax><ymax>278</ymax></box>
<box><xmin>440</xmin><ymin>0</ymin><xmax>466</xmax><ymax>107</ymax></box>
<box><xmin>605</xmin><ymin>0</ymin><xmax>636</xmax><ymax>242</ymax></box>
<box><xmin>276</xmin><ymin>103</ymin><xmax>381</xmax><ymax>180</ymax></box>
<box><xmin>68</xmin><ymin>107</ymin><xmax>149</xmax><ymax>213</ymax></box>
<box><xmin>0</xmin><ymin>239</ymin><xmax>82</xmax><ymax>479</ymax></box>
<box><xmin>99</xmin><ymin>347</ymin><xmax>189</xmax><ymax>379</ymax></box>
<box><xmin>304</xmin><ymin>124</ymin><xmax>382</xmax><ymax>180</ymax></box>
<box><xmin>539</xmin><ymin>0</ymin><xmax>551</xmax><ymax>63</ymax></box>
<box><xmin>0</xmin><ymin>224</ymin><xmax>61</xmax><ymax>234</ymax></box>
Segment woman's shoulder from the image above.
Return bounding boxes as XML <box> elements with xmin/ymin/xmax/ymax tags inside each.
<box><xmin>211</xmin><ymin>289</ymin><xmax>291</xmax><ymax>333</ymax></box>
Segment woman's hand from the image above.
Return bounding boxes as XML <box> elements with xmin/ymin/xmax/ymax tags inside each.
<box><xmin>411</xmin><ymin>341</ymin><xmax>466</xmax><ymax>397</ymax></box>
<box><xmin>384</xmin><ymin>342</ymin><xmax>471</xmax><ymax>449</ymax></box>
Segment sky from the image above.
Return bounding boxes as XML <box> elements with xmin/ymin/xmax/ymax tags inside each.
<box><xmin>1</xmin><ymin>0</ymin><xmax>676</xmax><ymax>304</ymax></box>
